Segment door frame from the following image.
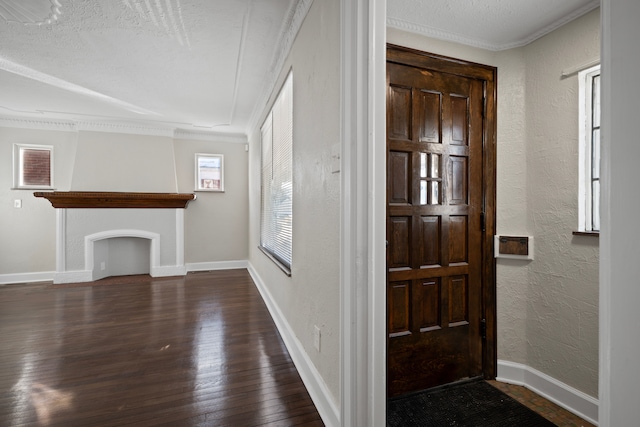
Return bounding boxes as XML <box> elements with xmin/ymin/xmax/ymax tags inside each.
<box><xmin>386</xmin><ymin>43</ymin><xmax>498</xmax><ymax>381</ymax></box>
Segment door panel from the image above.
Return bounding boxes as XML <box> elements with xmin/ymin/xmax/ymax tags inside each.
<box><xmin>386</xmin><ymin>56</ymin><xmax>486</xmax><ymax>397</ymax></box>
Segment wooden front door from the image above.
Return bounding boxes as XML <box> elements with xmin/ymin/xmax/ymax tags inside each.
<box><xmin>386</xmin><ymin>45</ymin><xmax>497</xmax><ymax>397</ymax></box>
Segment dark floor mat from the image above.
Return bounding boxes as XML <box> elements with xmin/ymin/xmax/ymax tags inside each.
<box><xmin>387</xmin><ymin>380</ymin><xmax>557</xmax><ymax>427</ymax></box>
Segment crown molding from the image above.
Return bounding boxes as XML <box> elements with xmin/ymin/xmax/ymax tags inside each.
<box><xmin>247</xmin><ymin>0</ymin><xmax>313</xmax><ymax>139</ymax></box>
<box><xmin>0</xmin><ymin>116</ymin><xmax>76</xmax><ymax>131</ymax></box>
<box><xmin>505</xmin><ymin>0</ymin><xmax>600</xmax><ymax>51</ymax></box>
<box><xmin>75</xmin><ymin>121</ymin><xmax>175</xmax><ymax>137</ymax></box>
<box><xmin>387</xmin><ymin>0</ymin><xmax>600</xmax><ymax>52</ymax></box>
<box><xmin>173</xmin><ymin>128</ymin><xmax>247</xmax><ymax>143</ymax></box>
<box><xmin>0</xmin><ymin>115</ymin><xmax>249</xmax><ymax>142</ymax></box>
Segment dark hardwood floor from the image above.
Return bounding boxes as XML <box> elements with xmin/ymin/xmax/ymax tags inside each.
<box><xmin>0</xmin><ymin>269</ymin><xmax>324</xmax><ymax>426</ymax></box>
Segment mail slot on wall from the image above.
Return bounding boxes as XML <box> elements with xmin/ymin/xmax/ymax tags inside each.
<box><xmin>494</xmin><ymin>235</ymin><xmax>534</xmax><ymax>260</ymax></box>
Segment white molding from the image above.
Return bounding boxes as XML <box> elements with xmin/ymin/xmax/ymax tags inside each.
<box><xmin>247</xmin><ymin>263</ymin><xmax>339</xmax><ymax>427</ymax></box>
<box><xmin>176</xmin><ymin>210</ymin><xmax>185</xmax><ymax>266</ymax></box>
<box><xmin>386</xmin><ymin>17</ymin><xmax>500</xmax><ymax>51</ymax></box>
<box><xmin>340</xmin><ymin>0</ymin><xmax>387</xmax><ymax>425</ymax></box>
<box><xmin>246</xmin><ymin>0</ymin><xmax>313</xmax><ymax>140</ymax></box>
<box><xmin>0</xmin><ymin>116</ymin><xmax>77</xmax><ymax>132</ymax></box>
<box><xmin>75</xmin><ymin>121</ymin><xmax>175</xmax><ymax>137</ymax></box>
<box><xmin>0</xmin><ymin>271</ymin><xmax>55</xmax><ymax>285</ymax></box>
<box><xmin>186</xmin><ymin>260</ymin><xmax>249</xmax><ymax>272</ymax></box>
<box><xmin>173</xmin><ymin>129</ymin><xmax>247</xmax><ymax>143</ymax></box>
<box><xmin>56</xmin><ymin>209</ymin><xmax>66</xmax><ymax>272</ymax></box>
<box><xmin>386</xmin><ymin>0</ymin><xmax>600</xmax><ymax>52</ymax></box>
<box><xmin>151</xmin><ymin>265</ymin><xmax>186</xmax><ymax>277</ymax></box>
<box><xmin>54</xmin><ymin>270</ymin><xmax>93</xmax><ymax>284</ymax></box>
<box><xmin>497</xmin><ymin>360</ymin><xmax>599</xmax><ymax>425</ymax></box>
<box><xmin>0</xmin><ymin>115</ymin><xmax>250</xmax><ymax>141</ymax></box>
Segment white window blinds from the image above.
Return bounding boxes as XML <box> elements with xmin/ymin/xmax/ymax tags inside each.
<box><xmin>260</xmin><ymin>72</ymin><xmax>293</xmax><ymax>270</ymax></box>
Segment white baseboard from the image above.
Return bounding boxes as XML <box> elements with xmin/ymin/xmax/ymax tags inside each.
<box><xmin>53</xmin><ymin>270</ymin><xmax>93</xmax><ymax>284</ymax></box>
<box><xmin>151</xmin><ymin>265</ymin><xmax>187</xmax><ymax>277</ymax></box>
<box><xmin>497</xmin><ymin>359</ymin><xmax>599</xmax><ymax>425</ymax></box>
<box><xmin>0</xmin><ymin>271</ymin><xmax>55</xmax><ymax>285</ymax></box>
<box><xmin>247</xmin><ymin>263</ymin><xmax>340</xmax><ymax>427</ymax></box>
<box><xmin>186</xmin><ymin>260</ymin><xmax>248</xmax><ymax>272</ymax></box>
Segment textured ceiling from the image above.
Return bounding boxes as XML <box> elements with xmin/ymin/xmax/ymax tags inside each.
<box><xmin>387</xmin><ymin>0</ymin><xmax>600</xmax><ymax>51</ymax></box>
<box><xmin>0</xmin><ymin>0</ymin><xmax>296</xmax><ymax>135</ymax></box>
<box><xmin>0</xmin><ymin>0</ymin><xmax>600</xmax><ymax>136</ymax></box>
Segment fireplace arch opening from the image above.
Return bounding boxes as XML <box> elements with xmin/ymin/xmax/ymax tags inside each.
<box><xmin>86</xmin><ymin>230</ymin><xmax>160</xmax><ymax>281</ymax></box>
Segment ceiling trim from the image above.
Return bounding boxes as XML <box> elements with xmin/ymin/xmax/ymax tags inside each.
<box><xmin>174</xmin><ymin>129</ymin><xmax>247</xmax><ymax>143</ymax></box>
<box><xmin>75</xmin><ymin>121</ymin><xmax>175</xmax><ymax>137</ymax></box>
<box><xmin>387</xmin><ymin>0</ymin><xmax>600</xmax><ymax>51</ymax></box>
<box><xmin>0</xmin><ymin>115</ymin><xmax>247</xmax><ymax>142</ymax></box>
<box><xmin>246</xmin><ymin>0</ymin><xmax>313</xmax><ymax>137</ymax></box>
<box><xmin>0</xmin><ymin>116</ymin><xmax>76</xmax><ymax>132</ymax></box>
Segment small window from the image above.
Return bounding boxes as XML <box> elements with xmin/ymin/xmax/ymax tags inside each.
<box><xmin>260</xmin><ymin>72</ymin><xmax>293</xmax><ymax>274</ymax></box>
<box><xmin>13</xmin><ymin>144</ymin><xmax>54</xmax><ymax>189</ymax></box>
<box><xmin>578</xmin><ymin>65</ymin><xmax>600</xmax><ymax>233</ymax></box>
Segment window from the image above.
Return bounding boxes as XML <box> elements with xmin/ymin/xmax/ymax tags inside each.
<box><xmin>578</xmin><ymin>65</ymin><xmax>600</xmax><ymax>233</ymax></box>
<box><xmin>13</xmin><ymin>144</ymin><xmax>54</xmax><ymax>189</ymax></box>
<box><xmin>260</xmin><ymin>72</ymin><xmax>293</xmax><ymax>274</ymax></box>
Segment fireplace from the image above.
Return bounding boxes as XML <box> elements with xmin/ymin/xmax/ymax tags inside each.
<box><xmin>34</xmin><ymin>192</ymin><xmax>195</xmax><ymax>284</ymax></box>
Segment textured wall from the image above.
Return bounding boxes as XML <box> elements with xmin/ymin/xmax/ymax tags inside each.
<box><xmin>388</xmin><ymin>8</ymin><xmax>600</xmax><ymax>397</ymax></box>
<box><xmin>523</xmin><ymin>10</ymin><xmax>600</xmax><ymax>396</ymax></box>
<box><xmin>0</xmin><ymin>127</ymin><xmax>77</xmax><ymax>276</ymax></box>
<box><xmin>248</xmin><ymin>0</ymin><xmax>341</xmax><ymax>405</ymax></box>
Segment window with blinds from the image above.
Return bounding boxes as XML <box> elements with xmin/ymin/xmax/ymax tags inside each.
<box><xmin>260</xmin><ymin>72</ymin><xmax>293</xmax><ymax>273</ymax></box>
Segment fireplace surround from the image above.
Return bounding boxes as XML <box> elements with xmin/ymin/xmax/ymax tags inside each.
<box><xmin>34</xmin><ymin>192</ymin><xmax>195</xmax><ymax>284</ymax></box>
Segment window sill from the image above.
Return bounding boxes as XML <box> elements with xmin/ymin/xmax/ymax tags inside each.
<box><xmin>572</xmin><ymin>231</ymin><xmax>599</xmax><ymax>237</ymax></box>
<box><xmin>258</xmin><ymin>246</ymin><xmax>292</xmax><ymax>277</ymax></box>
<box><xmin>12</xmin><ymin>187</ymin><xmax>55</xmax><ymax>191</ymax></box>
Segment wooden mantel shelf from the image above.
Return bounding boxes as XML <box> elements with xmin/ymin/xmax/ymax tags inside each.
<box><xmin>34</xmin><ymin>191</ymin><xmax>196</xmax><ymax>209</ymax></box>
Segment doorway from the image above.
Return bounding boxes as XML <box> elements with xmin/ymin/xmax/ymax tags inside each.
<box><xmin>386</xmin><ymin>44</ymin><xmax>497</xmax><ymax>397</ymax></box>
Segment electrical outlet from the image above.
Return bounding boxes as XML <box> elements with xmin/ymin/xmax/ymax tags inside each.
<box><xmin>313</xmin><ymin>325</ymin><xmax>321</xmax><ymax>352</ymax></box>
<box><xmin>14</xmin><ymin>199</ymin><xmax>22</xmax><ymax>208</ymax></box>
<box><xmin>100</xmin><ymin>262</ymin><xmax>106</xmax><ymax>271</ymax></box>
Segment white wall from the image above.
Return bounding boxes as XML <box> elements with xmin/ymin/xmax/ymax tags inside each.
<box><xmin>599</xmin><ymin>0</ymin><xmax>640</xmax><ymax>424</ymax></box>
<box><xmin>388</xmin><ymin>8</ymin><xmax>600</xmax><ymax>398</ymax></box>
<box><xmin>71</xmin><ymin>131</ymin><xmax>177</xmax><ymax>192</ymax></box>
<box><xmin>0</xmin><ymin>125</ymin><xmax>249</xmax><ymax>281</ymax></box>
<box><xmin>248</xmin><ymin>0</ymin><xmax>341</xmax><ymax>409</ymax></box>
<box><xmin>0</xmin><ymin>126</ymin><xmax>77</xmax><ymax>277</ymax></box>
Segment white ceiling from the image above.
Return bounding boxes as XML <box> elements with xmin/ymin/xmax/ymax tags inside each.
<box><xmin>0</xmin><ymin>0</ymin><xmax>600</xmax><ymax>137</ymax></box>
<box><xmin>387</xmin><ymin>0</ymin><xmax>600</xmax><ymax>51</ymax></box>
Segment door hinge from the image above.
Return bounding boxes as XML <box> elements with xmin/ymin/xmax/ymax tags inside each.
<box><xmin>480</xmin><ymin>318</ymin><xmax>487</xmax><ymax>340</ymax></box>
<box><xmin>480</xmin><ymin>212</ymin><xmax>486</xmax><ymax>232</ymax></box>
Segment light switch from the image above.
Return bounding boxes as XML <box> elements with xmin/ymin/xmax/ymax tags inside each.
<box><xmin>14</xmin><ymin>199</ymin><xmax>22</xmax><ymax>208</ymax></box>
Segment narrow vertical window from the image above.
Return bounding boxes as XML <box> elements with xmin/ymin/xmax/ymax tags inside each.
<box><xmin>13</xmin><ymin>144</ymin><xmax>54</xmax><ymax>189</ymax></box>
<box><xmin>260</xmin><ymin>72</ymin><xmax>293</xmax><ymax>274</ymax></box>
<box><xmin>578</xmin><ymin>65</ymin><xmax>600</xmax><ymax>233</ymax></box>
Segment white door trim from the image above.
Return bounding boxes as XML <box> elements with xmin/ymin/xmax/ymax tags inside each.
<box><xmin>339</xmin><ymin>0</ymin><xmax>387</xmax><ymax>425</ymax></box>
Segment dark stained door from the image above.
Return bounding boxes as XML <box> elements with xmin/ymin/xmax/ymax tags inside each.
<box><xmin>386</xmin><ymin>49</ymin><xmax>489</xmax><ymax>397</ymax></box>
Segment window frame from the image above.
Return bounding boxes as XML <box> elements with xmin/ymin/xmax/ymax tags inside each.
<box><xmin>260</xmin><ymin>71</ymin><xmax>293</xmax><ymax>275</ymax></box>
<box><xmin>13</xmin><ymin>143</ymin><xmax>54</xmax><ymax>190</ymax></box>
<box><xmin>578</xmin><ymin>65</ymin><xmax>600</xmax><ymax>234</ymax></box>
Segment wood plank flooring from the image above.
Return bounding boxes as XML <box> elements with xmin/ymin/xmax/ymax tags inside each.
<box><xmin>0</xmin><ymin>270</ymin><xmax>323</xmax><ymax>427</ymax></box>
